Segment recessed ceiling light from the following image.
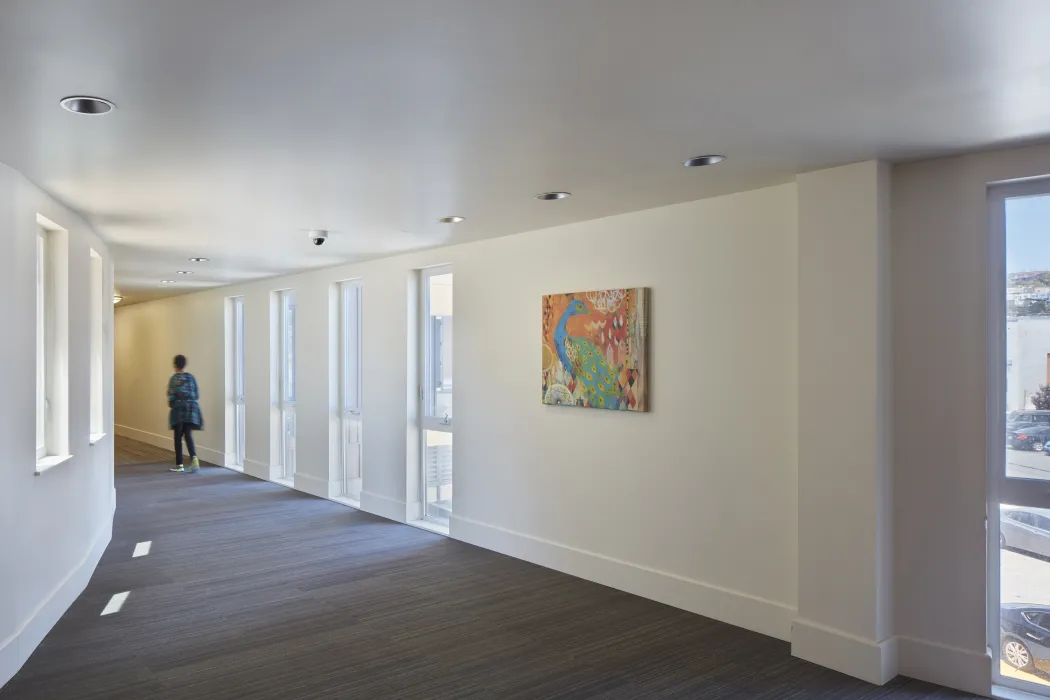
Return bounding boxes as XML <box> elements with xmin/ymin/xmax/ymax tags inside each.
<box><xmin>177</xmin><ymin>270</ymin><xmax>193</xmax><ymax>275</ymax></box>
<box><xmin>536</xmin><ymin>192</ymin><xmax>571</xmax><ymax>200</ymax></box>
<box><xmin>189</xmin><ymin>257</ymin><xmax>209</xmax><ymax>263</ymax></box>
<box><xmin>683</xmin><ymin>155</ymin><xmax>726</xmax><ymax>167</ymax></box>
<box><xmin>59</xmin><ymin>96</ymin><xmax>116</xmax><ymax>115</ymax></box>
<box><xmin>437</xmin><ymin>216</ymin><xmax>465</xmax><ymax>224</ymax></box>
<box><xmin>112</xmin><ymin>295</ymin><xmax>123</xmax><ymax>305</ymax></box>
<box><xmin>160</xmin><ymin>280</ymin><xmax>175</xmax><ymax>284</ymax></box>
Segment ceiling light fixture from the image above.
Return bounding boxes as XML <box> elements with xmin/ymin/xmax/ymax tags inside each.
<box><xmin>59</xmin><ymin>96</ymin><xmax>116</xmax><ymax>115</ymax></box>
<box><xmin>683</xmin><ymin>155</ymin><xmax>726</xmax><ymax>167</ymax></box>
<box><xmin>160</xmin><ymin>280</ymin><xmax>175</xmax><ymax>284</ymax></box>
<box><xmin>536</xmin><ymin>192</ymin><xmax>571</xmax><ymax>200</ymax></box>
<box><xmin>437</xmin><ymin>216</ymin><xmax>465</xmax><ymax>224</ymax></box>
<box><xmin>177</xmin><ymin>270</ymin><xmax>193</xmax><ymax>275</ymax></box>
<box><xmin>189</xmin><ymin>257</ymin><xmax>209</xmax><ymax>263</ymax></box>
<box><xmin>113</xmin><ymin>295</ymin><xmax>123</xmax><ymax>305</ymax></box>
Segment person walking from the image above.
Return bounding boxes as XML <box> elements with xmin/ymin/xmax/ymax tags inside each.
<box><xmin>168</xmin><ymin>354</ymin><xmax>203</xmax><ymax>473</ymax></box>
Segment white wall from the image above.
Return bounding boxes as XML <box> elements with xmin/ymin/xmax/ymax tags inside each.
<box><xmin>115</xmin><ymin>183</ymin><xmax>801</xmax><ymax>639</ymax></box>
<box><xmin>0</xmin><ymin>162</ymin><xmax>114</xmax><ymax>688</ymax></box>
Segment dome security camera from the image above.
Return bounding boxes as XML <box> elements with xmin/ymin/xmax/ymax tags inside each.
<box><xmin>308</xmin><ymin>229</ymin><xmax>329</xmax><ymax>246</ymax></box>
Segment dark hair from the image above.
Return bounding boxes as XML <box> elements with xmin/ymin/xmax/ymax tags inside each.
<box><xmin>174</xmin><ymin>355</ymin><xmax>187</xmax><ymax>370</ymax></box>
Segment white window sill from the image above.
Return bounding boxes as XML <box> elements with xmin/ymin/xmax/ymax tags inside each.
<box><xmin>35</xmin><ymin>454</ymin><xmax>73</xmax><ymax>475</ymax></box>
<box><xmin>994</xmin><ymin>685</ymin><xmax>1046</xmax><ymax>700</ymax></box>
<box><xmin>89</xmin><ymin>433</ymin><xmax>107</xmax><ymax>446</ymax></box>
<box><xmin>407</xmin><ymin>519</ymin><xmax>449</xmax><ymax>537</ymax></box>
<box><xmin>330</xmin><ymin>495</ymin><xmax>360</xmax><ymax>510</ymax></box>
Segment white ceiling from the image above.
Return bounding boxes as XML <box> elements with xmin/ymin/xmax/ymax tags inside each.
<box><xmin>3</xmin><ymin>0</ymin><xmax>1050</xmax><ymax>303</ymax></box>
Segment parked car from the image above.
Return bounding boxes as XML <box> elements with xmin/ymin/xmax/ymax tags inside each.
<box><xmin>1001</xmin><ymin>507</ymin><xmax>1050</xmax><ymax>557</ymax></box>
<box><xmin>1008</xmin><ymin>410</ymin><xmax>1050</xmax><ymax>434</ymax></box>
<box><xmin>1002</xmin><ymin>604</ymin><xmax>1050</xmax><ymax>672</ymax></box>
<box><xmin>1008</xmin><ymin>425</ymin><xmax>1050</xmax><ymax>451</ymax></box>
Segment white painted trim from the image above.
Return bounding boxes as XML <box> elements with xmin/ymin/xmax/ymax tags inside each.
<box><xmin>994</xmin><ymin>684</ymin><xmax>1049</xmax><ymax>700</ymax></box>
<box><xmin>329</xmin><ymin>495</ymin><xmax>360</xmax><ymax>510</ymax></box>
<box><xmin>790</xmin><ymin>618</ymin><xmax>898</xmax><ymax>685</ymax></box>
<box><xmin>114</xmin><ymin>424</ymin><xmax>225</xmax><ymax>466</ymax></box>
<box><xmin>898</xmin><ymin>635</ymin><xmax>991</xmax><ymax>697</ymax></box>
<box><xmin>89</xmin><ymin>432</ymin><xmax>107</xmax><ymax>446</ymax></box>
<box><xmin>450</xmin><ymin>514</ymin><xmax>795</xmax><ymax>641</ymax></box>
<box><xmin>407</xmin><ymin>519</ymin><xmax>449</xmax><ymax>537</ymax></box>
<box><xmin>361</xmin><ymin>490</ymin><xmax>406</xmax><ymax>523</ymax></box>
<box><xmin>0</xmin><ymin>508</ymin><xmax>112</xmax><ymax>689</ymax></box>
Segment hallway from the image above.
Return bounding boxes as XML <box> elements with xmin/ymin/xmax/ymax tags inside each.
<box><xmin>0</xmin><ymin>438</ymin><xmax>973</xmax><ymax>700</ymax></box>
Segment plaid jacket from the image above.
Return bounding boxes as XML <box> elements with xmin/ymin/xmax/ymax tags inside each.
<box><xmin>168</xmin><ymin>372</ymin><xmax>203</xmax><ymax>430</ymax></box>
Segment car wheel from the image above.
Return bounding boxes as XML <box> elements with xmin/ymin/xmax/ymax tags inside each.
<box><xmin>1036</xmin><ymin>442</ymin><xmax>1045</xmax><ymax>451</ymax></box>
<box><xmin>1004</xmin><ymin>637</ymin><xmax>1036</xmax><ymax>671</ymax></box>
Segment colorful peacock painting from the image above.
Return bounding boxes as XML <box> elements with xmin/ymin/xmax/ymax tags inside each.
<box><xmin>541</xmin><ymin>288</ymin><xmax>649</xmax><ymax>411</ymax></box>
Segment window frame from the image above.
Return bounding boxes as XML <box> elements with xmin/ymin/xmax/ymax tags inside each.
<box><xmin>278</xmin><ymin>289</ymin><xmax>296</xmax><ymax>479</ymax></box>
<box><xmin>341</xmin><ymin>281</ymin><xmax>362</xmax><ymax>416</ymax></box>
<box><xmin>987</xmin><ymin>179</ymin><xmax>1050</xmax><ymax>697</ymax></box>
<box><xmin>419</xmin><ymin>266</ymin><xmax>453</xmax><ymax>524</ymax></box>
<box><xmin>339</xmin><ymin>281</ymin><xmax>363</xmax><ymax>499</ymax></box>
<box><xmin>421</xmin><ymin>265</ymin><xmax>453</xmax><ymax>433</ymax></box>
<box><xmin>89</xmin><ymin>249</ymin><xmax>105</xmax><ymax>440</ymax></box>
<box><xmin>36</xmin><ymin>231</ymin><xmax>46</xmax><ymax>460</ymax></box>
<box><xmin>35</xmin><ymin>223</ymin><xmax>69</xmax><ymax>464</ymax></box>
<box><xmin>231</xmin><ymin>295</ymin><xmax>246</xmax><ymax>467</ymax></box>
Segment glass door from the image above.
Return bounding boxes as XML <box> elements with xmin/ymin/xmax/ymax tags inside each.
<box><xmin>991</xmin><ymin>181</ymin><xmax>1050</xmax><ymax>696</ymax></box>
<box><xmin>340</xmin><ymin>281</ymin><xmax>362</xmax><ymax>501</ymax></box>
<box><xmin>421</xmin><ymin>266</ymin><xmax>453</xmax><ymax>524</ymax></box>
<box><xmin>279</xmin><ymin>290</ymin><xmax>296</xmax><ymax>480</ymax></box>
<box><xmin>233</xmin><ymin>296</ymin><xmax>246</xmax><ymax>467</ymax></box>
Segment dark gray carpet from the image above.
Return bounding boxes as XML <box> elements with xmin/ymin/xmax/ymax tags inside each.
<box><xmin>0</xmin><ymin>437</ymin><xmax>980</xmax><ymax>699</ymax></box>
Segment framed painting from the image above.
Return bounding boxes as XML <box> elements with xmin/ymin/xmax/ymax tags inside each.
<box><xmin>541</xmin><ymin>288</ymin><xmax>649</xmax><ymax>411</ymax></box>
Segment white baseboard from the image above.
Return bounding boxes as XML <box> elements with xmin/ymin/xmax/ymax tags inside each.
<box><xmin>361</xmin><ymin>491</ymin><xmax>406</xmax><ymax>523</ymax></box>
<box><xmin>897</xmin><ymin>635</ymin><xmax>990</xmax><ymax>696</ymax></box>
<box><xmin>114</xmin><ymin>424</ymin><xmax>226</xmax><ymax>466</ymax></box>
<box><xmin>0</xmin><ymin>509</ymin><xmax>113</xmax><ymax>689</ymax></box>
<box><xmin>790</xmin><ymin>618</ymin><xmax>898</xmax><ymax>685</ymax></box>
<box><xmin>450</xmin><ymin>514</ymin><xmax>795</xmax><ymax>641</ymax></box>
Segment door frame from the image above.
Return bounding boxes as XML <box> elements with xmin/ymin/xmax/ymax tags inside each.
<box><xmin>419</xmin><ymin>265</ymin><xmax>453</xmax><ymax>522</ymax></box>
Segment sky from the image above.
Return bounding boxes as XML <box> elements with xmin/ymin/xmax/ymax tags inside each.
<box><xmin>1007</xmin><ymin>194</ymin><xmax>1050</xmax><ymax>273</ymax></box>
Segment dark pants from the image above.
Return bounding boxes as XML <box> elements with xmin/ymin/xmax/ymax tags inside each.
<box><xmin>174</xmin><ymin>423</ymin><xmax>197</xmax><ymax>465</ymax></box>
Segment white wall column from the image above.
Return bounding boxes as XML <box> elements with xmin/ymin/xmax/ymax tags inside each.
<box><xmin>794</xmin><ymin>161</ymin><xmax>896</xmax><ymax>684</ymax></box>
<box><xmin>292</xmin><ymin>279</ymin><xmax>335</xmax><ymax>497</ymax></box>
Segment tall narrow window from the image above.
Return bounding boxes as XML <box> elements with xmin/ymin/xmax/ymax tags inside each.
<box><xmin>279</xmin><ymin>290</ymin><xmax>296</xmax><ymax>480</ymax></box>
<box><xmin>228</xmin><ymin>296</ymin><xmax>246</xmax><ymax>467</ymax></box>
<box><xmin>36</xmin><ymin>232</ymin><xmax>47</xmax><ymax>459</ymax></box>
<box><xmin>340</xmin><ymin>281</ymin><xmax>363</xmax><ymax>501</ymax></box>
<box><xmin>89</xmin><ymin>249</ymin><xmax>105</xmax><ymax>441</ymax></box>
<box><xmin>421</xmin><ymin>266</ymin><xmax>453</xmax><ymax>523</ymax></box>
<box><xmin>992</xmin><ymin>183</ymin><xmax>1050</xmax><ymax>698</ymax></box>
<box><xmin>36</xmin><ymin>222</ymin><xmax>69</xmax><ymax>466</ymax></box>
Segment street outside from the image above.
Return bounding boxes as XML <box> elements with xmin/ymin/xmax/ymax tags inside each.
<box><xmin>1007</xmin><ymin>448</ymin><xmax>1050</xmax><ymax>481</ymax></box>
<box><xmin>1003</xmin><ymin>448</ymin><xmax>1050</xmax><ymax>687</ymax></box>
